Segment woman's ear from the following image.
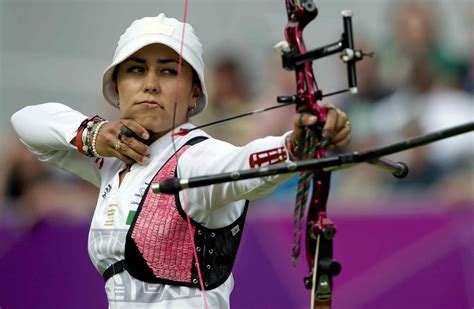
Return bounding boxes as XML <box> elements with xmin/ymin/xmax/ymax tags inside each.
<box><xmin>187</xmin><ymin>85</ymin><xmax>202</xmax><ymax>112</ymax></box>
<box><xmin>192</xmin><ymin>84</ymin><xmax>202</xmax><ymax>99</ymax></box>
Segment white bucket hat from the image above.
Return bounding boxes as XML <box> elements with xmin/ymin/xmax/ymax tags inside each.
<box><xmin>102</xmin><ymin>13</ymin><xmax>207</xmax><ymax>117</ymax></box>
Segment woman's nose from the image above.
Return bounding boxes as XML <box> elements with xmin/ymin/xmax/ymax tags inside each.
<box><xmin>143</xmin><ymin>72</ymin><xmax>159</xmax><ymax>94</ymax></box>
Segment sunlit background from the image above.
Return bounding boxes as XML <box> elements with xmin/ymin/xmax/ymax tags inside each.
<box><xmin>1</xmin><ymin>0</ymin><xmax>473</xmax><ymax>308</ymax></box>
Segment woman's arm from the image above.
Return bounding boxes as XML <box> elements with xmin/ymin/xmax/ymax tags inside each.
<box><xmin>11</xmin><ymin>102</ymin><xmax>101</xmax><ymax>186</ymax></box>
<box><xmin>178</xmin><ymin>103</ymin><xmax>350</xmax><ymax>209</ymax></box>
<box><xmin>178</xmin><ymin>134</ymin><xmax>295</xmax><ymax>208</ymax></box>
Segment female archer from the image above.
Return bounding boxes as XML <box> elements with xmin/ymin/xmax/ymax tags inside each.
<box><xmin>11</xmin><ymin>14</ymin><xmax>350</xmax><ymax>308</ymax></box>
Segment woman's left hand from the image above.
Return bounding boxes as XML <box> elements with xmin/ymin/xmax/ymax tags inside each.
<box><xmin>291</xmin><ymin>102</ymin><xmax>351</xmax><ymax>151</ymax></box>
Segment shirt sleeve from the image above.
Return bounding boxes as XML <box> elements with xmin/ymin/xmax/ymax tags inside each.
<box><xmin>177</xmin><ymin>134</ymin><xmax>295</xmax><ymax>210</ymax></box>
<box><xmin>10</xmin><ymin>102</ymin><xmax>101</xmax><ymax>187</ymax></box>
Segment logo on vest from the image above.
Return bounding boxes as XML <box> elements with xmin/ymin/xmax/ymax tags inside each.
<box><xmin>104</xmin><ymin>201</ymin><xmax>118</xmax><ymax>227</ymax></box>
<box><xmin>101</xmin><ymin>183</ymin><xmax>112</xmax><ymax>199</ymax></box>
<box><xmin>131</xmin><ymin>183</ymin><xmax>148</xmax><ymax>206</ymax></box>
<box><xmin>231</xmin><ymin>225</ymin><xmax>240</xmax><ymax>236</ymax></box>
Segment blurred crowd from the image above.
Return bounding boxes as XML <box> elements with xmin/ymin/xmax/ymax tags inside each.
<box><xmin>1</xmin><ymin>0</ymin><xmax>472</xmax><ymax>224</ymax></box>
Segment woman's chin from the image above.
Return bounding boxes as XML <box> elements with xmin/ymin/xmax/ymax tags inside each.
<box><xmin>133</xmin><ymin>116</ymin><xmax>166</xmax><ymax>132</ymax></box>
<box><xmin>124</xmin><ymin>113</ymin><xmax>186</xmax><ymax>135</ymax></box>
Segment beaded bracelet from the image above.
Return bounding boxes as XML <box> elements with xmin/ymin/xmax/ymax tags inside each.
<box><xmin>75</xmin><ymin>115</ymin><xmax>107</xmax><ymax>157</ymax></box>
<box><xmin>90</xmin><ymin>120</ymin><xmax>108</xmax><ymax>158</ymax></box>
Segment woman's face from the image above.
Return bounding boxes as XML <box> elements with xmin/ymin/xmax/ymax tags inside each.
<box><xmin>116</xmin><ymin>43</ymin><xmax>200</xmax><ymax>134</ymax></box>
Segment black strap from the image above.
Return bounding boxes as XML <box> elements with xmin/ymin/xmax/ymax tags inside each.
<box><xmin>103</xmin><ymin>260</ymin><xmax>126</xmax><ymax>282</ymax></box>
<box><xmin>185</xmin><ymin>136</ymin><xmax>208</xmax><ymax>145</ymax></box>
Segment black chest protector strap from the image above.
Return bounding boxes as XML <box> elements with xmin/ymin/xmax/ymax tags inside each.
<box><xmin>103</xmin><ymin>260</ymin><xmax>125</xmax><ymax>282</ymax></box>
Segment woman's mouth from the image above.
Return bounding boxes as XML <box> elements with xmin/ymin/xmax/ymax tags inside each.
<box><xmin>137</xmin><ymin>100</ymin><xmax>163</xmax><ymax>109</ymax></box>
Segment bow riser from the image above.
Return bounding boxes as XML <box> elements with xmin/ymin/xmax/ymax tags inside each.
<box><xmin>285</xmin><ymin>1</ymin><xmax>328</xmax><ymax>124</ymax></box>
<box><xmin>284</xmin><ymin>2</ymin><xmax>336</xmax><ymax>308</ymax></box>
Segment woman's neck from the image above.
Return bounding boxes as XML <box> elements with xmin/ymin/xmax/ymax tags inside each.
<box><xmin>146</xmin><ymin>121</ymin><xmax>188</xmax><ymax>145</ymax></box>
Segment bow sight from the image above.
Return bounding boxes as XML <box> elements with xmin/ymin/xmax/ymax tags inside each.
<box><xmin>275</xmin><ymin>9</ymin><xmax>370</xmax><ymax>104</ymax></box>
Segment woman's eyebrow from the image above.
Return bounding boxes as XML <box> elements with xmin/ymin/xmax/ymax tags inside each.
<box><xmin>123</xmin><ymin>57</ymin><xmax>182</xmax><ymax>65</ymax></box>
<box><xmin>157</xmin><ymin>58</ymin><xmax>182</xmax><ymax>65</ymax></box>
<box><xmin>124</xmin><ymin>57</ymin><xmax>146</xmax><ymax>64</ymax></box>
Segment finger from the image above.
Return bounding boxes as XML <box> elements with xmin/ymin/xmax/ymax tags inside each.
<box><xmin>322</xmin><ymin>107</ymin><xmax>338</xmax><ymax>138</ymax></box>
<box><xmin>120</xmin><ymin>135</ymin><xmax>150</xmax><ymax>157</ymax></box>
<box><xmin>107</xmin><ymin>139</ymin><xmax>137</xmax><ymax>165</ymax></box>
<box><xmin>294</xmin><ymin>113</ymin><xmax>318</xmax><ymax>128</ymax></box>
<box><xmin>333</xmin><ymin>110</ymin><xmax>349</xmax><ymax>133</ymax></box>
<box><xmin>116</xmin><ymin>152</ymin><xmax>135</xmax><ymax>165</ymax></box>
<box><xmin>331</xmin><ymin>134</ymin><xmax>351</xmax><ymax>149</ymax></box>
<box><xmin>114</xmin><ymin>140</ymin><xmax>149</xmax><ymax>165</ymax></box>
<box><xmin>120</xmin><ymin>119</ymin><xmax>149</xmax><ymax>141</ymax></box>
<box><xmin>331</xmin><ymin>123</ymin><xmax>351</xmax><ymax>145</ymax></box>
<box><xmin>292</xmin><ymin>113</ymin><xmax>318</xmax><ymax>143</ymax></box>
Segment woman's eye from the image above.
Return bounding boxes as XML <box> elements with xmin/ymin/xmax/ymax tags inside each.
<box><xmin>127</xmin><ymin>66</ymin><xmax>145</xmax><ymax>73</ymax></box>
<box><xmin>162</xmin><ymin>68</ymin><xmax>178</xmax><ymax>75</ymax></box>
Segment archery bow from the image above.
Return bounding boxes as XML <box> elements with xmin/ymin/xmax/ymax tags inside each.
<box><xmin>277</xmin><ymin>2</ymin><xmax>362</xmax><ymax>308</ymax></box>
<box><xmin>163</xmin><ymin>1</ymin><xmax>472</xmax><ymax>309</ymax></box>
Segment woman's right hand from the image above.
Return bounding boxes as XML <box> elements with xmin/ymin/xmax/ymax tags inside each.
<box><xmin>95</xmin><ymin>119</ymin><xmax>150</xmax><ymax>165</ymax></box>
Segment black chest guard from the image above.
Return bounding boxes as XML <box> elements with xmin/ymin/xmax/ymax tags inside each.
<box><xmin>103</xmin><ymin>137</ymin><xmax>249</xmax><ymax>291</ymax></box>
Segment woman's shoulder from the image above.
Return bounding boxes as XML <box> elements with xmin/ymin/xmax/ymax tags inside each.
<box><xmin>189</xmin><ymin>132</ymin><xmax>237</xmax><ymax>151</ymax></box>
<box><xmin>183</xmin><ymin>124</ymin><xmax>237</xmax><ymax>151</ymax></box>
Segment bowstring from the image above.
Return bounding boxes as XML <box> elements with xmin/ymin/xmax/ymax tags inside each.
<box><xmin>172</xmin><ymin>1</ymin><xmax>209</xmax><ymax>307</ymax></box>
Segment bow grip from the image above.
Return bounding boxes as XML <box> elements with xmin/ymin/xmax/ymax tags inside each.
<box><xmin>307</xmin><ymin>103</ymin><xmax>328</xmax><ymax>125</ymax></box>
